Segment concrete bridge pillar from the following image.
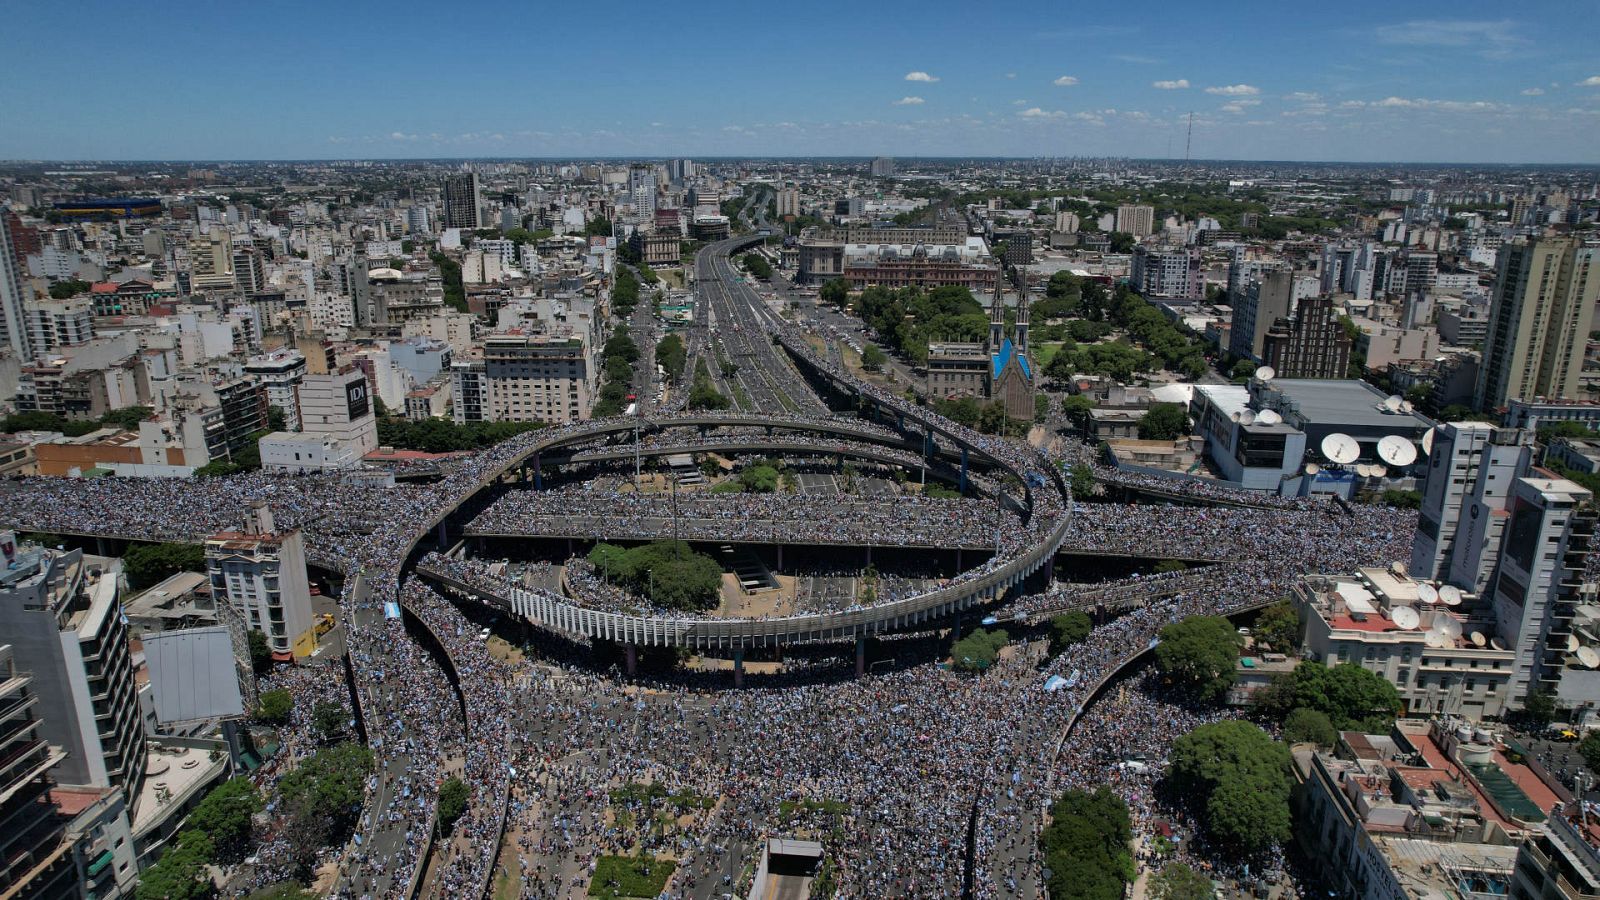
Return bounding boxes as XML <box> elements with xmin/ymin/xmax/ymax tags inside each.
<box><xmin>624</xmin><ymin>644</ymin><xmax>637</xmax><ymax>676</ymax></box>
<box><xmin>732</xmin><ymin>648</ymin><xmax>745</xmax><ymax>688</ymax></box>
<box><xmin>436</xmin><ymin>522</ymin><xmax>448</xmax><ymax>546</ymax></box>
<box><xmin>533</xmin><ymin>453</ymin><xmax>543</xmax><ymax>490</ymax></box>
<box><xmin>960</xmin><ymin>447</ymin><xmax>969</xmax><ymax>494</ymax></box>
<box><xmin>855</xmin><ymin>636</ymin><xmax>866</xmax><ymax>677</ymax></box>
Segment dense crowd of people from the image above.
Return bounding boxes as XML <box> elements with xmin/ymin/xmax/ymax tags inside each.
<box><xmin>0</xmin><ymin>277</ymin><xmax>1428</xmax><ymax>900</ymax></box>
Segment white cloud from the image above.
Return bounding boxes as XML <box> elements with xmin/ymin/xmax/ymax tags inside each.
<box><xmin>1005</xmin><ymin>72</ymin><xmax>1017</xmax><ymax>79</ymax></box>
<box><xmin>1018</xmin><ymin>107</ymin><xmax>1066</xmax><ymax>119</ymax></box>
<box><xmin>1521</xmin><ymin>87</ymin><xmax>1545</xmax><ymax>96</ymax></box>
<box><xmin>1152</xmin><ymin>79</ymin><xmax>1189</xmax><ymax>89</ymax></box>
<box><xmin>1112</xmin><ymin>54</ymin><xmax>1159</xmax><ymax>64</ymax></box>
<box><xmin>1370</xmin><ymin>96</ymin><xmax>1511</xmax><ymax>112</ymax></box>
<box><xmin>1285</xmin><ymin>91</ymin><xmax>1321</xmax><ymax>102</ymax></box>
<box><xmin>905</xmin><ymin>71</ymin><xmax>939</xmax><ymax>82</ymax></box>
<box><xmin>1221</xmin><ymin>99</ymin><xmax>1262</xmax><ymax>113</ymax></box>
<box><xmin>1206</xmin><ymin>84</ymin><xmax>1261</xmax><ymax>96</ymax></box>
<box><xmin>893</xmin><ymin>96</ymin><xmax>925</xmax><ymax>106</ymax></box>
<box><xmin>1052</xmin><ymin>75</ymin><xmax>1079</xmax><ymax>86</ymax></box>
<box><xmin>1579</xmin><ymin>76</ymin><xmax>1600</xmax><ymax>87</ymax></box>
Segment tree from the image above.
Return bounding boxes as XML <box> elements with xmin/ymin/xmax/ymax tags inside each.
<box><xmin>277</xmin><ymin>742</ymin><xmax>375</xmax><ymax>850</ymax></box>
<box><xmin>1034</xmin><ymin>394</ymin><xmax>1052</xmax><ymax>423</ymax></box>
<box><xmin>1138</xmin><ymin>403</ymin><xmax>1189</xmax><ymax>441</ymax></box>
<box><xmin>247</xmin><ymin>629</ymin><xmax>273</xmax><ymax>674</ymax></box>
<box><xmin>136</xmin><ymin>829</ymin><xmax>216</xmax><ymax>900</ymax></box>
<box><xmin>1107</xmin><ymin>231</ymin><xmax>1137</xmax><ymax>253</ymax></box>
<box><xmin>1050</xmin><ymin>611</ymin><xmax>1093</xmax><ymax>655</ymax></box>
<box><xmin>1230</xmin><ymin>358</ymin><xmax>1258</xmax><ymax>381</ymax></box>
<box><xmin>860</xmin><ymin>344</ymin><xmax>887</xmax><ymax>372</ymax></box>
<box><xmin>819</xmin><ymin>277</ymin><xmax>849</xmax><ymax>307</ymax></box>
<box><xmin>1148</xmin><ymin>862</ymin><xmax>1214</xmax><ymax>900</ymax></box>
<box><xmin>655</xmin><ymin>334</ymin><xmax>686</xmax><ymax>381</ymax></box>
<box><xmin>124</xmin><ymin>542</ymin><xmax>205</xmax><ymax>590</ymax></box>
<box><xmin>1524</xmin><ymin>688</ymin><xmax>1559</xmax><ymax>729</ymax></box>
<box><xmin>186</xmin><ymin>777</ymin><xmax>263</xmax><ymax>860</ymax></box>
<box><xmin>1580</xmin><ymin>731</ymin><xmax>1600</xmax><ymax>775</ymax></box>
<box><xmin>256</xmin><ymin>689</ymin><xmax>294</xmax><ymax>726</ymax></box>
<box><xmin>245</xmin><ymin>886</ymin><xmax>315</xmax><ymax>900</ymax></box>
<box><xmin>951</xmin><ymin>628</ymin><xmax>1009</xmax><ymax>673</ymax></box>
<box><xmin>1154</xmin><ymin>616</ymin><xmax>1243</xmax><ymax>700</ymax></box>
<box><xmin>1040</xmin><ymin>787</ymin><xmax>1134</xmax><ymax>900</ymax></box>
<box><xmin>1061</xmin><ymin>394</ymin><xmax>1095</xmax><ymax>430</ymax></box>
<box><xmin>1252</xmin><ymin>601</ymin><xmax>1300</xmax><ymax>652</ymax></box>
<box><xmin>49</xmin><ymin>278</ymin><xmax>92</xmax><ymax>299</ymax></box>
<box><xmin>438</xmin><ymin>776</ymin><xmax>469</xmax><ymax>833</ymax></box>
<box><xmin>1169</xmin><ymin>720</ymin><xmax>1292</xmax><ymax>853</ymax></box>
<box><xmin>741</xmin><ymin>253</ymin><xmax>773</xmax><ymax>280</ymax></box>
<box><xmin>1283</xmin><ymin>708</ymin><xmax>1338</xmax><ymax>747</ymax></box>
<box><xmin>1153</xmin><ymin>559</ymin><xmax>1187</xmax><ymax>574</ymax></box>
<box><xmin>1068</xmin><ymin>463</ymin><xmax>1095</xmax><ymax>500</ymax></box>
<box><xmin>585</xmin><ymin>216</ymin><xmax>613</xmax><ymax>237</ymax></box>
<box><xmin>586</xmin><ymin>540</ymin><xmax>723</xmax><ymax>612</ymax></box>
<box><xmin>312</xmin><ymin>700</ymin><xmax>346</xmax><ymax>743</ymax></box>
<box><xmin>1277</xmin><ymin>663</ymin><xmax>1402</xmax><ymax>731</ymax></box>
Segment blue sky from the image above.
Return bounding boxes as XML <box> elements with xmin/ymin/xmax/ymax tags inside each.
<box><xmin>2</xmin><ymin>0</ymin><xmax>1597</xmax><ymax>163</ymax></box>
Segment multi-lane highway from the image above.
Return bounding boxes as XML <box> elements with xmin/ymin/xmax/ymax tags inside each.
<box><xmin>692</xmin><ymin>238</ymin><xmax>830</xmax><ymax>416</ymax></box>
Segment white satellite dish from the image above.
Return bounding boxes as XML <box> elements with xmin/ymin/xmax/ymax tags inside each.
<box><xmin>1304</xmin><ymin>462</ymin><xmax>1321</xmax><ymax>476</ymax></box>
<box><xmin>1470</xmin><ymin>631</ymin><xmax>1487</xmax><ymax>647</ymax></box>
<box><xmin>1321</xmin><ymin>433</ymin><xmax>1360</xmax><ymax>465</ymax></box>
<box><xmin>1568</xmin><ymin>634</ymin><xmax>1581</xmax><ymax>653</ymax></box>
<box><xmin>1370</xmin><ymin>464</ymin><xmax>1388</xmax><ymax>479</ymax></box>
<box><xmin>1258</xmin><ymin>409</ymin><xmax>1282</xmax><ymax>425</ymax></box>
<box><xmin>1353</xmin><ymin>463</ymin><xmax>1371</xmax><ymax>477</ymax></box>
<box><xmin>1439</xmin><ymin>585</ymin><xmax>1463</xmax><ymax>607</ymax></box>
<box><xmin>1490</xmin><ymin>637</ymin><xmax>1506</xmax><ymax>651</ymax></box>
<box><xmin>1239</xmin><ymin>410</ymin><xmax>1256</xmax><ymax>426</ymax></box>
<box><xmin>1418</xmin><ymin>584</ymin><xmax>1439</xmax><ymax>605</ymax></box>
<box><xmin>1580</xmin><ymin>647</ymin><xmax>1600</xmax><ymax>669</ymax></box>
<box><xmin>1377</xmin><ymin>435</ymin><xmax>1419</xmax><ymax>467</ymax></box>
<box><xmin>1231</xmin><ymin>411</ymin><xmax>1241</xmax><ymax>423</ymax></box>
<box><xmin>1425</xmin><ymin>632</ymin><xmax>1448</xmax><ymax>648</ymax></box>
<box><xmin>1439</xmin><ymin>617</ymin><xmax>1464</xmax><ymax>640</ymax></box>
<box><xmin>1255</xmin><ymin>366</ymin><xmax>1276</xmax><ymax>382</ymax></box>
<box><xmin>1420</xmin><ymin>427</ymin><xmax>1436</xmax><ymax>457</ymax></box>
<box><xmin>1383</xmin><ymin>395</ymin><xmax>1404</xmax><ymax>412</ymax></box>
<box><xmin>1400</xmin><ymin>400</ymin><xmax>1415</xmax><ymax>414</ymax></box>
<box><xmin>1391</xmin><ymin>607</ymin><xmax>1421</xmax><ymax>630</ymax></box>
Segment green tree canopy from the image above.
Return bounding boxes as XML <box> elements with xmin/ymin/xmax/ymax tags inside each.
<box><xmin>1262</xmin><ymin>662</ymin><xmax>1402</xmax><ymax>731</ymax></box>
<box><xmin>1579</xmin><ymin>730</ymin><xmax>1600</xmax><ymax>775</ymax></box>
<box><xmin>1169</xmin><ymin>720</ymin><xmax>1292</xmax><ymax>852</ymax></box>
<box><xmin>586</xmin><ymin>540</ymin><xmax>723</xmax><ymax>611</ymax></box>
<box><xmin>123</xmin><ymin>542</ymin><xmax>205</xmax><ymax>590</ymax></box>
<box><xmin>1148</xmin><ymin>861</ymin><xmax>1214</xmax><ymax>900</ymax></box>
<box><xmin>1252</xmin><ymin>601</ymin><xmax>1300</xmax><ymax>653</ymax></box>
<box><xmin>248</xmin><ymin>629</ymin><xmax>272</xmax><ymax>674</ymax></box>
<box><xmin>256</xmin><ymin>689</ymin><xmax>293</xmax><ymax>725</ymax></box>
<box><xmin>277</xmin><ymin>742</ymin><xmax>374</xmax><ymax>850</ymax></box>
<box><xmin>951</xmin><ymin>628</ymin><xmax>1009</xmax><ymax>673</ymax></box>
<box><xmin>860</xmin><ymin>343</ymin><xmax>888</xmax><ymax>371</ymax></box>
<box><xmin>1050</xmin><ymin>611</ymin><xmax>1093</xmax><ymax>655</ymax></box>
<box><xmin>1154</xmin><ymin>615</ymin><xmax>1243</xmax><ymax>700</ymax></box>
<box><xmin>135</xmin><ymin>829</ymin><xmax>216</xmax><ymax>900</ymax></box>
<box><xmin>655</xmin><ymin>334</ymin><xmax>686</xmax><ymax>381</ymax></box>
<box><xmin>1138</xmin><ymin>403</ymin><xmax>1190</xmax><ymax>441</ymax></box>
<box><xmin>1040</xmin><ymin>787</ymin><xmax>1134</xmax><ymax>900</ymax></box>
<box><xmin>1283</xmin><ymin>708</ymin><xmax>1338</xmax><ymax>747</ymax></box>
<box><xmin>186</xmin><ymin>776</ymin><xmax>263</xmax><ymax>860</ymax></box>
<box><xmin>438</xmin><ymin>775</ymin><xmax>469</xmax><ymax>833</ymax></box>
<box><xmin>819</xmin><ymin>278</ymin><xmax>849</xmax><ymax>307</ymax></box>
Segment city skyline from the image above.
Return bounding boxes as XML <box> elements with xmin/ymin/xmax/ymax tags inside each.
<box><xmin>2</xmin><ymin>0</ymin><xmax>1598</xmax><ymax>164</ymax></box>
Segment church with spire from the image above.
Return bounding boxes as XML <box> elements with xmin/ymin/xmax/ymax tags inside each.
<box><xmin>988</xmin><ymin>265</ymin><xmax>1036</xmax><ymax>420</ymax></box>
<box><xmin>923</xmin><ymin>263</ymin><xmax>1036</xmax><ymax>418</ymax></box>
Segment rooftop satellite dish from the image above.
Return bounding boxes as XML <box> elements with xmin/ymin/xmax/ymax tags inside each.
<box><xmin>1490</xmin><ymin>637</ymin><xmax>1506</xmax><ymax>651</ymax></box>
<box><xmin>1470</xmin><ymin>631</ymin><xmax>1487</xmax><ymax>647</ymax></box>
<box><xmin>1378</xmin><ymin>435</ymin><xmax>1419</xmax><ymax>467</ymax></box>
<box><xmin>1231</xmin><ymin>411</ymin><xmax>1242</xmax><ymax>423</ymax></box>
<box><xmin>1425</xmin><ymin>632</ymin><xmax>1448</xmax><ymax>648</ymax></box>
<box><xmin>1568</xmin><ymin>634</ymin><xmax>1581</xmax><ymax>653</ymax></box>
<box><xmin>1321</xmin><ymin>433</ymin><xmax>1360</xmax><ymax>465</ymax></box>
<box><xmin>1239</xmin><ymin>410</ymin><xmax>1256</xmax><ymax>426</ymax></box>
<box><xmin>1255</xmin><ymin>366</ymin><xmax>1276</xmax><ymax>382</ymax></box>
<box><xmin>1580</xmin><ymin>646</ymin><xmax>1600</xmax><ymax>669</ymax></box>
<box><xmin>1420</xmin><ymin>427</ymin><xmax>1436</xmax><ymax>457</ymax></box>
<box><xmin>1370</xmin><ymin>464</ymin><xmax>1389</xmax><ymax>479</ymax></box>
<box><xmin>1439</xmin><ymin>585</ymin><xmax>1463</xmax><ymax>606</ymax></box>
<box><xmin>1258</xmin><ymin>409</ymin><xmax>1282</xmax><ymax>425</ymax></box>
<box><xmin>1383</xmin><ymin>395</ymin><xmax>1404</xmax><ymax>412</ymax></box>
<box><xmin>1304</xmin><ymin>462</ymin><xmax>1322</xmax><ymax>476</ymax></box>
<box><xmin>1400</xmin><ymin>400</ymin><xmax>1415</xmax><ymax>414</ymax></box>
<box><xmin>1391</xmin><ymin>606</ymin><xmax>1421</xmax><ymax>630</ymax></box>
<box><xmin>1418</xmin><ymin>584</ymin><xmax>1439</xmax><ymax>605</ymax></box>
<box><xmin>1439</xmin><ymin>617</ymin><xmax>1464</xmax><ymax>640</ymax></box>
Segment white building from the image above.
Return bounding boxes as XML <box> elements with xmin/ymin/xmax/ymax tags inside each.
<box><xmin>1409</xmin><ymin>422</ymin><xmax>1531</xmax><ymax>585</ymax></box>
<box><xmin>298</xmin><ymin>367</ymin><xmax>379</xmax><ymax>458</ymax></box>
<box><xmin>258</xmin><ymin>432</ymin><xmax>361</xmax><ymax>474</ymax></box>
<box><xmin>243</xmin><ymin>348</ymin><xmax>306</xmax><ymax>432</ymax></box>
<box><xmin>204</xmin><ymin>503</ymin><xmax>315</xmax><ymax>660</ymax></box>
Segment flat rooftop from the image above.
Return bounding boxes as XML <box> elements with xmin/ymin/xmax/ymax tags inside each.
<box><xmin>1264</xmin><ymin>379</ymin><xmax>1431</xmax><ymax>431</ymax></box>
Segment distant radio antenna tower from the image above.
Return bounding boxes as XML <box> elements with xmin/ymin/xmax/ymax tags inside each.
<box><xmin>1184</xmin><ymin>111</ymin><xmax>1194</xmax><ymax>163</ymax></box>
